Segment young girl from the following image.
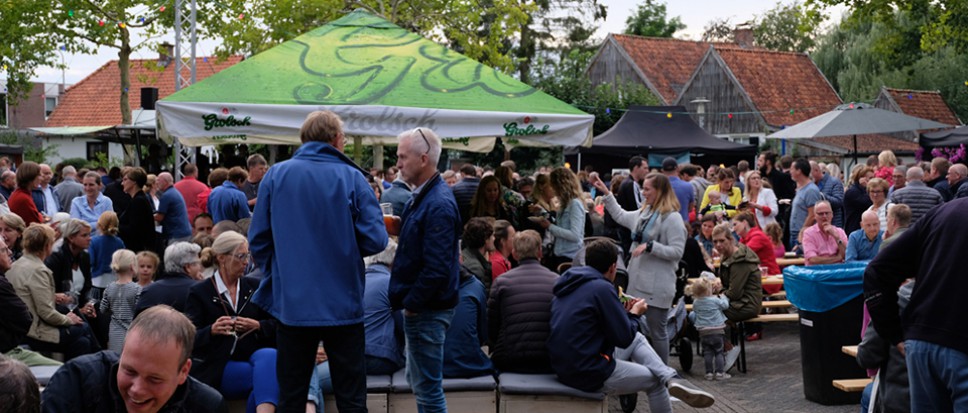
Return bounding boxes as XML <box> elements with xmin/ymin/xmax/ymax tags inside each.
<box><xmin>686</xmin><ymin>275</ymin><xmax>731</xmax><ymax>381</ymax></box>
<box><xmin>764</xmin><ymin>222</ymin><xmax>786</xmax><ymax>258</ymax></box>
<box><xmin>99</xmin><ymin>249</ymin><xmax>141</xmax><ymax>353</ymax></box>
<box><xmin>89</xmin><ymin>211</ymin><xmax>125</xmax><ymax>289</ymax></box>
<box><xmin>135</xmin><ymin>251</ymin><xmax>160</xmax><ymax>288</ymax></box>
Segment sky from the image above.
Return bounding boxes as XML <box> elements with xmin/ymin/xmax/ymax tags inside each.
<box><xmin>27</xmin><ymin>0</ymin><xmax>846</xmax><ymax>85</ymax></box>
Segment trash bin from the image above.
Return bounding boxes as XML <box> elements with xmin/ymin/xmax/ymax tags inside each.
<box><xmin>784</xmin><ymin>262</ymin><xmax>868</xmax><ymax>405</ymax></box>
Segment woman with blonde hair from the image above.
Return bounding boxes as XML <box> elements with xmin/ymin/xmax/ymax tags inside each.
<box><xmin>535</xmin><ymin>167</ymin><xmax>585</xmax><ymax>270</ymax></box>
<box><xmin>89</xmin><ymin>211</ymin><xmax>125</xmax><ymax>288</ymax></box>
<box><xmin>592</xmin><ymin>172</ymin><xmax>685</xmax><ymax>364</ymax></box>
<box><xmin>866</xmin><ymin>177</ymin><xmax>892</xmax><ymax>232</ymax></box>
<box><xmin>7</xmin><ymin>224</ymin><xmax>99</xmax><ymax>360</ymax></box>
<box><xmin>742</xmin><ymin>170</ymin><xmax>778</xmax><ymax>229</ymax></box>
<box><xmin>0</xmin><ymin>213</ymin><xmax>26</xmax><ymax>261</ymax></box>
<box><xmin>185</xmin><ymin>231</ymin><xmax>281</xmax><ymax>411</ymax></box>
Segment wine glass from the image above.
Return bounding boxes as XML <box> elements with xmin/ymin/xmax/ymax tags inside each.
<box><xmin>61</xmin><ymin>280</ymin><xmax>78</xmax><ymax>312</ymax></box>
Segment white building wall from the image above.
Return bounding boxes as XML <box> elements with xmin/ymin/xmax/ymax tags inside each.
<box><xmin>41</xmin><ymin>136</ymin><xmax>123</xmax><ymax>166</ymax></box>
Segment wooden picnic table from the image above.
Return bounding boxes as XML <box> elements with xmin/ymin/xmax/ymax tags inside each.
<box><xmin>761</xmin><ymin>276</ymin><xmax>784</xmax><ymax>286</ymax></box>
<box><xmin>777</xmin><ymin>257</ymin><xmax>805</xmax><ymax>267</ymax></box>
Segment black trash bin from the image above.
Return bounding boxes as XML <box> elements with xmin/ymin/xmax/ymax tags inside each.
<box><xmin>785</xmin><ymin>262</ymin><xmax>867</xmax><ymax>405</ymax></box>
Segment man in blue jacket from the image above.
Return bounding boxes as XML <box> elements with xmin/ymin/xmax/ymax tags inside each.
<box><xmin>250</xmin><ymin>111</ymin><xmax>388</xmax><ymax>413</ymax></box>
<box><xmin>389</xmin><ymin>127</ymin><xmax>461</xmax><ymax>413</ymax></box>
<box><xmin>548</xmin><ymin>239</ymin><xmax>714</xmax><ymax>412</ymax></box>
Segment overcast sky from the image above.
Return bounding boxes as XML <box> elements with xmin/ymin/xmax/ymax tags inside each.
<box><xmin>26</xmin><ymin>0</ymin><xmax>845</xmax><ymax>85</ymax></box>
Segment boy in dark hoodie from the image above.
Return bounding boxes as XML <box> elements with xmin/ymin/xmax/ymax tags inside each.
<box><xmin>548</xmin><ymin>239</ymin><xmax>714</xmax><ymax>411</ymax></box>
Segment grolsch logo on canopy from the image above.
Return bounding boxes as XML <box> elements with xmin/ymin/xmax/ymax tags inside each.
<box><xmin>503</xmin><ymin>115</ymin><xmax>550</xmax><ymax>137</ymax></box>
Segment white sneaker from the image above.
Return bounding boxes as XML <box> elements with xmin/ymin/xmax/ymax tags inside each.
<box><xmin>667</xmin><ymin>378</ymin><xmax>715</xmax><ymax>408</ymax></box>
<box><xmin>715</xmin><ymin>372</ymin><xmax>731</xmax><ymax>380</ymax></box>
<box><xmin>704</xmin><ymin>373</ymin><xmax>714</xmax><ymax>381</ymax></box>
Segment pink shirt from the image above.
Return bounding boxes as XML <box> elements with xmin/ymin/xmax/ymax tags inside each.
<box><xmin>802</xmin><ymin>224</ymin><xmax>848</xmax><ymax>265</ymax></box>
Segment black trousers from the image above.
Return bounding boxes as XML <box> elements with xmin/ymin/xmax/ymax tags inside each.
<box><xmin>276</xmin><ymin>322</ymin><xmax>367</xmax><ymax>413</ymax></box>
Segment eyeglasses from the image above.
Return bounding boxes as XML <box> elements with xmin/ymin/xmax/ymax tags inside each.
<box><xmin>233</xmin><ymin>253</ymin><xmax>251</xmax><ymax>262</ymax></box>
<box><xmin>416</xmin><ymin>128</ymin><xmax>431</xmax><ymax>155</ymax></box>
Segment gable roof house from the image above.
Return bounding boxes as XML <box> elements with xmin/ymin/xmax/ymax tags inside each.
<box><xmin>37</xmin><ymin>51</ymin><xmax>241</xmax><ymax>165</ymax></box>
<box><xmin>873</xmin><ymin>86</ymin><xmax>962</xmax><ymax>141</ymax></box>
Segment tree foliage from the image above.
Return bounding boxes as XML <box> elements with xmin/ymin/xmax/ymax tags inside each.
<box><xmin>515</xmin><ymin>0</ymin><xmax>607</xmax><ymax>83</ymax></box>
<box><xmin>813</xmin><ymin>8</ymin><xmax>968</xmax><ymax>120</ymax></box>
<box><xmin>807</xmin><ymin>0</ymin><xmax>968</xmax><ymax>53</ymax></box>
<box><xmin>0</xmin><ymin>1</ymin><xmax>58</xmax><ymax>103</ymax></box>
<box><xmin>197</xmin><ymin>0</ymin><xmax>534</xmax><ymax>74</ymax></box>
<box><xmin>623</xmin><ymin>0</ymin><xmax>685</xmax><ymax>38</ymax></box>
<box><xmin>701</xmin><ymin>2</ymin><xmax>824</xmax><ymax>52</ymax></box>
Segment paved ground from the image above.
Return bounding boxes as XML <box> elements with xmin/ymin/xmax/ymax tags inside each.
<box><xmin>608</xmin><ymin>322</ymin><xmax>861</xmax><ymax>413</ymax></box>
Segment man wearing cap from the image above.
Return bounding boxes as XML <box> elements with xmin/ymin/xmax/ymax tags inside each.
<box><xmin>661</xmin><ymin>157</ymin><xmax>695</xmax><ymax>222</ymax></box>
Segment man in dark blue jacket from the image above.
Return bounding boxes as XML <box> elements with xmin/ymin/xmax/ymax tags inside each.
<box><xmin>389</xmin><ymin>127</ymin><xmax>461</xmax><ymax>413</ymax></box>
<box><xmin>250</xmin><ymin>111</ymin><xmax>388</xmax><ymax>413</ymax></box>
<box><xmin>451</xmin><ymin>164</ymin><xmax>479</xmax><ymax>225</ymax></box>
<box><xmin>548</xmin><ymin>239</ymin><xmax>714</xmax><ymax>412</ymax></box>
<box><xmin>865</xmin><ymin>197</ymin><xmax>968</xmax><ymax>412</ymax></box>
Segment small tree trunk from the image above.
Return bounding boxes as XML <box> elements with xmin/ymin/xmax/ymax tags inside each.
<box><xmin>119</xmin><ymin>28</ymin><xmax>132</xmax><ymax>125</ymax></box>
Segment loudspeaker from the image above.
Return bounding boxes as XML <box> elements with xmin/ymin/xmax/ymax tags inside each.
<box><xmin>750</xmin><ymin>136</ymin><xmax>760</xmax><ymax>148</ymax></box>
<box><xmin>140</xmin><ymin>87</ymin><xmax>159</xmax><ymax>110</ymax></box>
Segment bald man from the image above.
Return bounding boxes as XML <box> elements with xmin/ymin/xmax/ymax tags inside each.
<box><xmin>154</xmin><ymin>172</ymin><xmax>193</xmax><ymax>245</ymax></box>
<box><xmin>802</xmin><ymin>200</ymin><xmax>848</xmax><ymax>266</ymax></box>
<box><xmin>846</xmin><ymin>210</ymin><xmax>883</xmax><ymax>262</ymax></box>
<box><xmin>889</xmin><ymin>166</ymin><xmax>943</xmax><ymax>224</ymax></box>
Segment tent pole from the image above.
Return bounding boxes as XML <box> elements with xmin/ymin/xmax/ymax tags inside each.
<box><xmin>374</xmin><ymin>144</ymin><xmax>384</xmax><ymax>171</ymax></box>
<box><xmin>853</xmin><ymin>135</ymin><xmax>858</xmax><ymax>165</ymax></box>
<box><xmin>577</xmin><ymin>152</ymin><xmax>582</xmax><ymax>171</ymax></box>
<box><xmin>353</xmin><ymin>136</ymin><xmax>363</xmax><ymax>165</ymax></box>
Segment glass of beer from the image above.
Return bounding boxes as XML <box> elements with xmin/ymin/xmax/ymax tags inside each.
<box><xmin>381</xmin><ymin>203</ymin><xmax>400</xmax><ymax>235</ymax></box>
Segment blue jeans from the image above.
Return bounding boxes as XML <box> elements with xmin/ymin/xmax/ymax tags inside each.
<box><xmin>221</xmin><ymin>348</ymin><xmax>279</xmax><ymax>413</ymax></box>
<box><xmin>404</xmin><ymin>309</ymin><xmax>455</xmax><ymax>413</ymax></box>
<box><xmin>905</xmin><ymin>339</ymin><xmax>968</xmax><ymax>413</ymax></box>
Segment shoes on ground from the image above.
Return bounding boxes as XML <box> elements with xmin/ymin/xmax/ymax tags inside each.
<box><xmin>746</xmin><ymin>332</ymin><xmax>763</xmax><ymax>341</ymax></box>
<box><xmin>704</xmin><ymin>373</ymin><xmax>714</xmax><ymax>381</ymax></box>
<box><xmin>667</xmin><ymin>378</ymin><xmax>715</xmax><ymax>408</ymax></box>
<box><xmin>715</xmin><ymin>372</ymin><xmax>731</xmax><ymax>380</ymax></box>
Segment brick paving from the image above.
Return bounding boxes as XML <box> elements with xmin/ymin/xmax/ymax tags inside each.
<box><xmin>608</xmin><ymin>322</ymin><xmax>860</xmax><ymax>413</ymax></box>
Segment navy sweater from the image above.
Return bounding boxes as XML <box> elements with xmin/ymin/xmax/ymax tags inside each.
<box><xmin>865</xmin><ymin>198</ymin><xmax>968</xmax><ymax>355</ymax></box>
<box><xmin>548</xmin><ymin>266</ymin><xmax>638</xmax><ymax>392</ymax></box>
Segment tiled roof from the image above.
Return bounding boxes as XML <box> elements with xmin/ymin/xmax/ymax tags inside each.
<box><xmin>882</xmin><ymin>87</ymin><xmax>961</xmax><ymax>126</ymax></box>
<box><xmin>714</xmin><ymin>48</ymin><xmax>841</xmax><ymax>128</ymax></box>
<box><xmin>813</xmin><ymin>134</ymin><xmax>920</xmax><ymax>153</ymax></box>
<box><xmin>46</xmin><ymin>56</ymin><xmax>243</xmax><ymax>127</ymax></box>
<box><xmin>611</xmin><ymin>35</ymin><xmax>742</xmax><ymax>104</ymax></box>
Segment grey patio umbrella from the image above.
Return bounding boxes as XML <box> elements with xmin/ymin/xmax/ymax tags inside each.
<box><xmin>767</xmin><ymin>102</ymin><xmax>950</xmax><ymax>160</ymax></box>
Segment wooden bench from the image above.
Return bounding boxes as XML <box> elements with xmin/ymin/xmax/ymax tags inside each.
<box><xmin>746</xmin><ymin>313</ymin><xmax>798</xmax><ymax>323</ymax></box>
<box><xmin>832</xmin><ymin>378</ymin><xmax>871</xmax><ymax>392</ymax></box>
<box><xmin>497</xmin><ymin>373</ymin><xmax>607</xmax><ymax>413</ymax></box>
<box><xmin>324</xmin><ymin>375</ymin><xmax>392</xmax><ymax>413</ymax></box>
<box><xmin>389</xmin><ymin>370</ymin><xmax>495</xmax><ymax>413</ymax></box>
<box><xmin>686</xmin><ymin>300</ymin><xmax>792</xmax><ymax>312</ymax></box>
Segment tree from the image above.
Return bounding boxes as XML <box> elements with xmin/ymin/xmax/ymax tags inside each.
<box><xmin>623</xmin><ymin>0</ymin><xmax>685</xmax><ymax>38</ymax></box>
<box><xmin>3</xmin><ymin>1</ymin><xmax>182</xmax><ymax>124</ymax></box>
<box><xmin>807</xmin><ymin>0</ymin><xmax>968</xmax><ymax>53</ymax></box>
<box><xmin>197</xmin><ymin>0</ymin><xmax>535</xmax><ymax>74</ymax></box>
<box><xmin>516</xmin><ymin>0</ymin><xmax>607</xmax><ymax>83</ymax></box>
<box><xmin>0</xmin><ymin>1</ymin><xmax>58</xmax><ymax>103</ymax></box>
<box><xmin>753</xmin><ymin>2</ymin><xmax>825</xmax><ymax>52</ymax></box>
<box><xmin>701</xmin><ymin>2</ymin><xmax>825</xmax><ymax>52</ymax></box>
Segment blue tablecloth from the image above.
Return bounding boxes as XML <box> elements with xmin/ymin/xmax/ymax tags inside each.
<box><xmin>783</xmin><ymin>261</ymin><xmax>868</xmax><ymax>313</ymax></box>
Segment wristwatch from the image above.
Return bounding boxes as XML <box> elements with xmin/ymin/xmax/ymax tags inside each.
<box><xmin>646</xmin><ymin>240</ymin><xmax>654</xmax><ymax>253</ymax></box>
<box><xmin>836</xmin><ymin>239</ymin><xmax>844</xmax><ymax>246</ymax></box>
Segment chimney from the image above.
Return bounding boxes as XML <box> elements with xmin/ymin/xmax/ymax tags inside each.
<box><xmin>733</xmin><ymin>27</ymin><xmax>754</xmax><ymax>49</ymax></box>
<box><xmin>158</xmin><ymin>42</ymin><xmax>174</xmax><ymax>68</ymax></box>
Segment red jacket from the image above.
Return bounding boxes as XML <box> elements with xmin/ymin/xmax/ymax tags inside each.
<box><xmin>8</xmin><ymin>188</ymin><xmax>43</xmax><ymax>226</ymax></box>
<box><xmin>741</xmin><ymin>226</ymin><xmax>780</xmax><ymax>276</ymax></box>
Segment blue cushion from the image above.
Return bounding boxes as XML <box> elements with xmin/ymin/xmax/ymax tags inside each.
<box><xmin>367</xmin><ymin>375</ymin><xmax>392</xmax><ymax>392</ymax></box>
<box><xmin>31</xmin><ymin>365</ymin><xmax>60</xmax><ymax>386</ymax></box>
<box><xmin>391</xmin><ymin>368</ymin><xmax>496</xmax><ymax>393</ymax></box>
<box><xmin>497</xmin><ymin>373</ymin><xmax>605</xmax><ymax>401</ymax></box>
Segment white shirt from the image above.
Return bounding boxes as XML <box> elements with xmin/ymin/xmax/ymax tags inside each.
<box><xmin>633</xmin><ymin>181</ymin><xmax>643</xmax><ymax>208</ymax></box>
<box><xmin>42</xmin><ymin>185</ymin><xmax>59</xmax><ymax>215</ymax></box>
<box><xmin>213</xmin><ymin>271</ymin><xmax>240</xmax><ymax>312</ymax></box>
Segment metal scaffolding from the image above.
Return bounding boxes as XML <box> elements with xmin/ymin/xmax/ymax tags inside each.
<box><xmin>173</xmin><ymin>0</ymin><xmax>197</xmax><ymax>180</ymax></box>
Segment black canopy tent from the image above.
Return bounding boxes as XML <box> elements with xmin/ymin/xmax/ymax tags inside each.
<box><xmin>921</xmin><ymin>126</ymin><xmax>968</xmax><ymax>148</ymax></box>
<box><xmin>567</xmin><ymin>105</ymin><xmax>756</xmax><ymax>171</ymax></box>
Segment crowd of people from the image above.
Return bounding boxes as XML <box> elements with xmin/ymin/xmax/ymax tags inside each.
<box><xmin>0</xmin><ymin>109</ymin><xmax>965</xmax><ymax>413</ymax></box>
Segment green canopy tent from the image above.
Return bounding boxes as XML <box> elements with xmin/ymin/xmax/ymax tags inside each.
<box><xmin>156</xmin><ymin>10</ymin><xmax>593</xmax><ymax>156</ymax></box>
